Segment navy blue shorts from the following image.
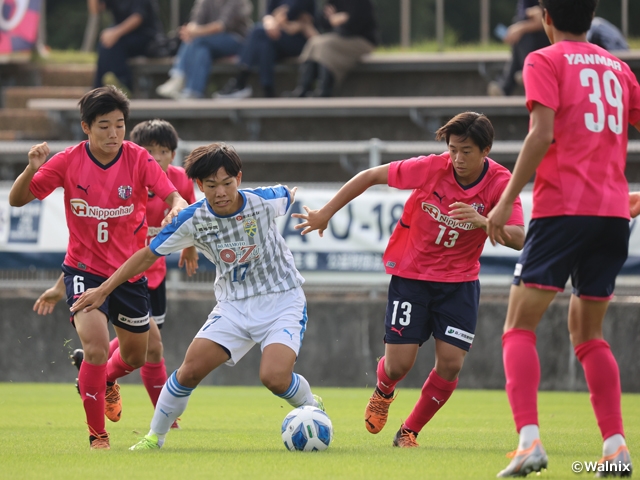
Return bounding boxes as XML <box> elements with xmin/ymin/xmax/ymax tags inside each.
<box><xmin>148</xmin><ymin>278</ymin><xmax>167</xmax><ymax>329</ymax></box>
<box><xmin>62</xmin><ymin>264</ymin><xmax>150</xmax><ymax>333</ymax></box>
<box><xmin>384</xmin><ymin>275</ymin><xmax>480</xmax><ymax>352</ymax></box>
<box><xmin>513</xmin><ymin>216</ymin><xmax>629</xmax><ymax>300</ymax></box>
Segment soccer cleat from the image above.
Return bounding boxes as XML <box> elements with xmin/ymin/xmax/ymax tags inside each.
<box><xmin>313</xmin><ymin>394</ymin><xmax>325</xmax><ymax>412</ymax></box>
<box><xmin>497</xmin><ymin>439</ymin><xmax>548</xmax><ymax>477</ymax></box>
<box><xmin>392</xmin><ymin>426</ymin><xmax>419</xmax><ymax>448</ymax></box>
<box><xmin>104</xmin><ymin>381</ymin><xmax>122</xmax><ymax>422</ymax></box>
<box><xmin>129</xmin><ymin>434</ymin><xmax>162</xmax><ymax>451</ymax></box>
<box><xmin>364</xmin><ymin>388</ymin><xmax>395</xmax><ymax>434</ymax></box>
<box><xmin>70</xmin><ymin>349</ymin><xmax>84</xmax><ymax>396</ymax></box>
<box><xmin>170</xmin><ymin>419</ymin><xmax>181</xmax><ymax>430</ymax></box>
<box><xmin>89</xmin><ymin>433</ymin><xmax>110</xmax><ymax>450</ymax></box>
<box><xmin>595</xmin><ymin>446</ymin><xmax>632</xmax><ymax>478</ymax></box>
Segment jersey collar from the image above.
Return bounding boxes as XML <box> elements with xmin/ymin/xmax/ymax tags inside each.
<box><xmin>85</xmin><ymin>142</ymin><xmax>123</xmax><ymax>170</ymax></box>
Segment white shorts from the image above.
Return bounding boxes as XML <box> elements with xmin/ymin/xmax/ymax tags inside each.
<box><xmin>194</xmin><ymin>287</ymin><xmax>308</xmax><ymax>366</ymax></box>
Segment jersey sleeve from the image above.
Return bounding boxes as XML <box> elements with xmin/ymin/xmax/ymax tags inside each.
<box><xmin>626</xmin><ymin>67</ymin><xmax>640</xmax><ymax>126</ymax></box>
<box><xmin>29</xmin><ymin>151</ymin><xmax>67</xmax><ymax>200</ymax></box>
<box><xmin>523</xmin><ymin>51</ymin><xmax>559</xmax><ymax>112</ymax></box>
<box><xmin>141</xmin><ymin>153</ymin><xmax>178</xmax><ymax>201</ymax></box>
<box><xmin>387</xmin><ymin>155</ymin><xmax>435</xmax><ymax>190</ymax></box>
<box><xmin>149</xmin><ymin>204</ymin><xmax>198</xmax><ymax>256</ymax></box>
<box><xmin>246</xmin><ymin>186</ymin><xmax>291</xmax><ymax>216</ymax></box>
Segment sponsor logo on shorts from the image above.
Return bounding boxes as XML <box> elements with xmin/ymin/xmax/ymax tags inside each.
<box><xmin>514</xmin><ymin>263</ymin><xmax>522</xmax><ymax>277</ymax></box>
<box><xmin>70</xmin><ymin>199</ymin><xmax>134</xmax><ymax>220</ymax></box>
<box><xmin>445</xmin><ymin>326</ymin><xmax>475</xmax><ymax>344</ymax></box>
<box><xmin>118</xmin><ymin>185</ymin><xmax>132</xmax><ymax>200</ymax></box>
<box><xmin>117</xmin><ymin>313</ymin><xmax>150</xmax><ymax>327</ymax></box>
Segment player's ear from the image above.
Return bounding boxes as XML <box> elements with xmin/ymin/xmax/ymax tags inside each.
<box><xmin>81</xmin><ymin>121</ymin><xmax>90</xmax><ymax>135</ymax></box>
<box><xmin>171</xmin><ymin>150</ymin><xmax>176</xmax><ymax>161</ymax></box>
<box><xmin>195</xmin><ymin>178</ymin><xmax>204</xmax><ymax>193</ymax></box>
<box><xmin>236</xmin><ymin>171</ymin><xmax>242</xmax><ymax>186</ymax></box>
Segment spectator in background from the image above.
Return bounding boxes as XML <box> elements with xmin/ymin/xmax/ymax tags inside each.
<box><xmin>91</xmin><ymin>0</ymin><xmax>164</xmax><ymax>92</ymax></box>
<box><xmin>214</xmin><ymin>0</ymin><xmax>316</xmax><ymax>99</ymax></box>
<box><xmin>289</xmin><ymin>0</ymin><xmax>378</xmax><ymax>98</ymax></box>
<box><xmin>588</xmin><ymin>17</ymin><xmax>629</xmax><ymax>51</ymax></box>
<box><xmin>156</xmin><ymin>0</ymin><xmax>253</xmax><ymax>99</ymax></box>
<box><xmin>487</xmin><ymin>0</ymin><xmax>549</xmax><ymax>97</ymax></box>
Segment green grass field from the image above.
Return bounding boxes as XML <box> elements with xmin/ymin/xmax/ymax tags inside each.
<box><xmin>0</xmin><ymin>383</ymin><xmax>637</xmax><ymax>479</ymax></box>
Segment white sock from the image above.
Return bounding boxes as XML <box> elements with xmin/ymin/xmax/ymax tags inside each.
<box><xmin>276</xmin><ymin>373</ymin><xmax>315</xmax><ymax>407</ymax></box>
<box><xmin>518</xmin><ymin>424</ymin><xmax>540</xmax><ymax>450</ymax></box>
<box><xmin>150</xmin><ymin>371</ymin><xmax>194</xmax><ymax>437</ymax></box>
<box><xmin>603</xmin><ymin>434</ymin><xmax>626</xmax><ymax>457</ymax></box>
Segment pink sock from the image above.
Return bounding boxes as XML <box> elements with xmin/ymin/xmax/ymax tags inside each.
<box><xmin>140</xmin><ymin>359</ymin><xmax>168</xmax><ymax>407</ymax></box>
<box><xmin>106</xmin><ymin>347</ymin><xmax>136</xmax><ymax>383</ymax></box>
<box><xmin>404</xmin><ymin>369</ymin><xmax>458</xmax><ymax>433</ymax></box>
<box><xmin>108</xmin><ymin>338</ymin><xmax>119</xmax><ymax>359</ymax></box>
<box><xmin>574</xmin><ymin>339</ymin><xmax>624</xmax><ymax>440</ymax></box>
<box><xmin>503</xmin><ymin>328</ymin><xmax>540</xmax><ymax>432</ymax></box>
<box><xmin>376</xmin><ymin>356</ymin><xmax>405</xmax><ymax>396</ymax></box>
<box><xmin>78</xmin><ymin>361</ymin><xmax>107</xmax><ymax>437</ymax></box>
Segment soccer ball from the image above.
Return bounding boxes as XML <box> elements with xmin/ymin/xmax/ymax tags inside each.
<box><xmin>281</xmin><ymin>406</ymin><xmax>333</xmax><ymax>451</ymax></box>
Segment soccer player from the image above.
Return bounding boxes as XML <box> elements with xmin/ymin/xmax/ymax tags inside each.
<box><xmin>486</xmin><ymin>0</ymin><xmax>640</xmax><ymax>476</ymax></box>
<box><xmin>10</xmin><ymin>86</ymin><xmax>189</xmax><ymax>450</ymax></box>
<box><xmin>70</xmin><ymin>143</ymin><xmax>323</xmax><ymax>450</ymax></box>
<box><xmin>293</xmin><ymin>112</ymin><xmax>525</xmax><ymax>448</ymax></box>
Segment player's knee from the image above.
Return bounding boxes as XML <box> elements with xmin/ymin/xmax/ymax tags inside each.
<box><xmin>435</xmin><ymin>358</ymin><xmax>463</xmax><ymax>381</ymax></box>
<box><xmin>146</xmin><ymin>341</ymin><xmax>164</xmax><ymax>363</ymax></box>
<box><xmin>385</xmin><ymin>361</ymin><xmax>412</xmax><ymax>380</ymax></box>
<box><xmin>83</xmin><ymin>346</ymin><xmax>109</xmax><ymax>365</ymax></box>
<box><xmin>260</xmin><ymin>371</ymin><xmax>290</xmax><ymax>395</ymax></box>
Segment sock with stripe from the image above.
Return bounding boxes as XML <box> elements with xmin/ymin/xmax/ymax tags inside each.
<box><xmin>106</xmin><ymin>347</ymin><xmax>136</xmax><ymax>383</ymax></box>
<box><xmin>275</xmin><ymin>373</ymin><xmax>315</xmax><ymax>408</ymax></box>
<box><xmin>503</xmin><ymin>328</ymin><xmax>540</xmax><ymax>432</ymax></box>
<box><xmin>376</xmin><ymin>356</ymin><xmax>404</xmax><ymax>396</ymax></box>
<box><xmin>574</xmin><ymin>339</ymin><xmax>625</xmax><ymax>441</ymax></box>
<box><xmin>403</xmin><ymin>368</ymin><xmax>458</xmax><ymax>434</ymax></box>
<box><xmin>150</xmin><ymin>370</ymin><xmax>195</xmax><ymax>439</ymax></box>
<box><xmin>140</xmin><ymin>359</ymin><xmax>168</xmax><ymax>407</ymax></box>
<box><xmin>78</xmin><ymin>361</ymin><xmax>108</xmax><ymax>437</ymax></box>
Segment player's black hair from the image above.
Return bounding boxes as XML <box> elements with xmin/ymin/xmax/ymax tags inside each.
<box><xmin>78</xmin><ymin>85</ymin><xmax>130</xmax><ymax>127</ymax></box>
<box><xmin>540</xmin><ymin>0</ymin><xmax>598</xmax><ymax>35</ymax></box>
<box><xmin>184</xmin><ymin>143</ymin><xmax>242</xmax><ymax>180</ymax></box>
<box><xmin>130</xmin><ymin>119</ymin><xmax>179</xmax><ymax>151</ymax></box>
<box><xmin>435</xmin><ymin>112</ymin><xmax>494</xmax><ymax>152</ymax></box>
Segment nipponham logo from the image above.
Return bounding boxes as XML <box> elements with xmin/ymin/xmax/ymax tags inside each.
<box><xmin>70</xmin><ymin>199</ymin><xmax>134</xmax><ymax>219</ymax></box>
<box><xmin>421</xmin><ymin>202</ymin><xmax>475</xmax><ymax>230</ymax></box>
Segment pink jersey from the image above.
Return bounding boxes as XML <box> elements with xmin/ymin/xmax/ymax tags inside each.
<box><xmin>385</xmin><ymin>153</ymin><xmax>524</xmax><ymax>282</ymax></box>
<box><xmin>144</xmin><ymin>165</ymin><xmax>196</xmax><ymax>289</ymax></box>
<box><xmin>29</xmin><ymin>141</ymin><xmax>177</xmax><ymax>281</ymax></box>
<box><xmin>523</xmin><ymin>41</ymin><xmax>640</xmax><ymax>220</ymax></box>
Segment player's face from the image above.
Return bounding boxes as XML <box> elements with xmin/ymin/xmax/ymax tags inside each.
<box><xmin>197</xmin><ymin>167</ymin><xmax>243</xmax><ymax>216</ymax></box>
<box><xmin>143</xmin><ymin>143</ymin><xmax>175</xmax><ymax>172</ymax></box>
<box><xmin>81</xmin><ymin>109</ymin><xmax>126</xmax><ymax>163</ymax></box>
<box><xmin>448</xmin><ymin>134</ymin><xmax>490</xmax><ymax>186</ymax></box>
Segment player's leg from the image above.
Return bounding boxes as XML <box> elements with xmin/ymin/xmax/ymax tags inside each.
<box><xmin>569</xmin><ymin>217</ymin><xmax>631</xmax><ymax>474</ymax></box>
<box><xmin>130</xmin><ymin>337</ymin><xmax>230</xmax><ymax>450</ymax></box>
<box><xmin>140</xmin><ymin>282</ymin><xmax>168</xmax><ymax>408</ymax></box>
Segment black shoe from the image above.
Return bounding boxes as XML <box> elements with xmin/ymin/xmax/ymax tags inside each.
<box><xmin>214</xmin><ymin>78</ymin><xmax>252</xmax><ymax>99</ymax></box>
<box><xmin>286</xmin><ymin>60</ymin><xmax>318</xmax><ymax>97</ymax></box>
<box><xmin>70</xmin><ymin>349</ymin><xmax>84</xmax><ymax>371</ymax></box>
<box><xmin>312</xmin><ymin>66</ymin><xmax>335</xmax><ymax>97</ymax></box>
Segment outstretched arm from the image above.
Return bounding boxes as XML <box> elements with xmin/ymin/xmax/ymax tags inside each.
<box><xmin>292</xmin><ymin>164</ymin><xmax>389</xmax><ymax>236</ymax></box>
<box><xmin>71</xmin><ymin>247</ymin><xmax>159</xmax><ymax>313</ymax></box>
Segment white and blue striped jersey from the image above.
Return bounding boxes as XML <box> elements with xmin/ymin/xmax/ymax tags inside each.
<box><xmin>150</xmin><ymin>186</ymin><xmax>304</xmax><ymax>301</ymax></box>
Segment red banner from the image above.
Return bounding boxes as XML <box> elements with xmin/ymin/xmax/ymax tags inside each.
<box><xmin>0</xmin><ymin>0</ymin><xmax>41</xmax><ymax>54</ymax></box>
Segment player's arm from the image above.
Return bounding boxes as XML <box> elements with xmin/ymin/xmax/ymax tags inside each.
<box><xmin>9</xmin><ymin>142</ymin><xmax>50</xmax><ymax>206</ymax></box>
<box><xmin>448</xmin><ymin>203</ymin><xmax>525</xmax><ymax>250</ymax></box>
<box><xmin>486</xmin><ymin>103</ymin><xmax>554</xmax><ymax>246</ymax></box>
<box><xmin>292</xmin><ymin>164</ymin><xmax>389</xmax><ymax>236</ymax></box>
<box><xmin>161</xmin><ymin>191</ymin><xmax>189</xmax><ymax>226</ymax></box>
<box><xmin>33</xmin><ymin>273</ymin><xmax>65</xmax><ymax>315</ymax></box>
<box><xmin>70</xmin><ymin>247</ymin><xmax>159</xmax><ymax>313</ymax></box>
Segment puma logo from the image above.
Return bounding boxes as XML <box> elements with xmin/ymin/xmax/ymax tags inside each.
<box><xmin>365</xmin><ymin>416</ymin><xmax>376</xmax><ymax>431</ymax></box>
<box><xmin>432</xmin><ymin>396</ymin><xmax>444</xmax><ymax>405</ymax></box>
<box><xmin>380</xmin><ymin>381</ymin><xmax>390</xmax><ymax>388</ymax></box>
<box><xmin>76</xmin><ymin>184</ymin><xmax>90</xmax><ymax>194</ymax></box>
<box><xmin>283</xmin><ymin>329</ymin><xmax>294</xmax><ymax>341</ymax></box>
<box><xmin>159</xmin><ymin>408</ymin><xmax>172</xmax><ymax>418</ymax></box>
<box><xmin>85</xmin><ymin>392</ymin><xmax>98</xmax><ymax>401</ymax></box>
<box><xmin>390</xmin><ymin>326</ymin><xmax>405</xmax><ymax>336</ymax></box>
<box><xmin>433</xmin><ymin>191</ymin><xmax>445</xmax><ymax>203</ymax></box>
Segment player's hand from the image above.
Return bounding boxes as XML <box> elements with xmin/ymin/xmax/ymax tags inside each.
<box><xmin>33</xmin><ymin>284</ymin><xmax>65</xmax><ymax>315</ymax></box>
<box><xmin>292</xmin><ymin>205</ymin><xmax>330</xmax><ymax>237</ymax></box>
<box><xmin>448</xmin><ymin>202</ymin><xmax>486</xmax><ymax>229</ymax></box>
<box><xmin>179</xmin><ymin>246</ymin><xmax>199</xmax><ymax>276</ymax></box>
<box><xmin>100</xmin><ymin>27</ymin><xmax>120</xmax><ymax>49</ymax></box>
<box><xmin>286</xmin><ymin>186</ymin><xmax>298</xmax><ymax>204</ymax></box>
<box><xmin>162</xmin><ymin>198</ymin><xmax>189</xmax><ymax>227</ymax></box>
<box><xmin>630</xmin><ymin>192</ymin><xmax>640</xmax><ymax>218</ymax></box>
<box><xmin>27</xmin><ymin>142</ymin><xmax>50</xmax><ymax>172</ymax></box>
<box><xmin>486</xmin><ymin>200</ymin><xmax>513</xmax><ymax>246</ymax></box>
<box><xmin>70</xmin><ymin>287</ymin><xmax>107</xmax><ymax>314</ymax></box>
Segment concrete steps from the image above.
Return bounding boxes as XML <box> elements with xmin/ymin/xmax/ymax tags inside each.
<box><xmin>0</xmin><ymin>109</ymin><xmax>56</xmax><ymax>137</ymax></box>
<box><xmin>3</xmin><ymin>86</ymin><xmax>89</xmax><ymax>108</ymax></box>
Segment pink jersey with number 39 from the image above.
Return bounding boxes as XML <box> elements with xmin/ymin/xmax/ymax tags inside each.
<box><xmin>523</xmin><ymin>41</ymin><xmax>640</xmax><ymax>220</ymax></box>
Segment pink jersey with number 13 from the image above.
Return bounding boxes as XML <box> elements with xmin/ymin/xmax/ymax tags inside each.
<box><xmin>523</xmin><ymin>41</ymin><xmax>640</xmax><ymax>220</ymax></box>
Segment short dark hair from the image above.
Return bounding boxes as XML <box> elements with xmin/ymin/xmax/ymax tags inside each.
<box><xmin>78</xmin><ymin>85</ymin><xmax>130</xmax><ymax>127</ymax></box>
<box><xmin>540</xmin><ymin>0</ymin><xmax>598</xmax><ymax>35</ymax></box>
<box><xmin>130</xmin><ymin>119</ymin><xmax>179</xmax><ymax>151</ymax></box>
<box><xmin>184</xmin><ymin>143</ymin><xmax>242</xmax><ymax>180</ymax></box>
<box><xmin>435</xmin><ymin>112</ymin><xmax>494</xmax><ymax>151</ymax></box>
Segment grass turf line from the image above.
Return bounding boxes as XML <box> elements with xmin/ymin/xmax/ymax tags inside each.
<box><xmin>0</xmin><ymin>383</ymin><xmax>637</xmax><ymax>479</ymax></box>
